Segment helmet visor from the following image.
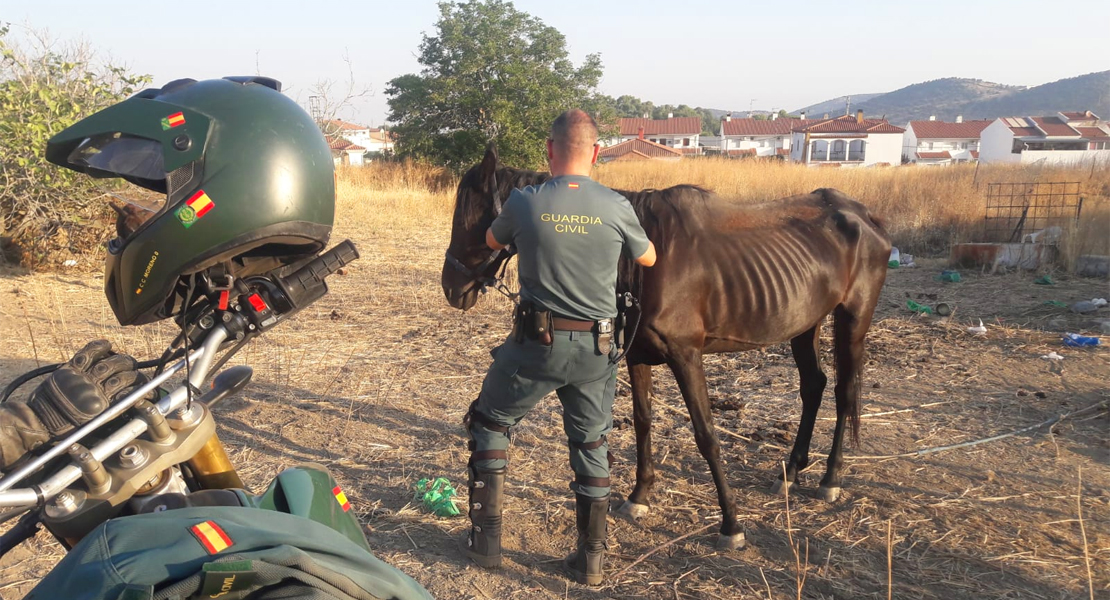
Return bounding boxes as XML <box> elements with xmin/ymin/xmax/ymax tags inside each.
<box><xmin>66</xmin><ymin>133</ymin><xmax>166</xmax><ymax>188</ymax></box>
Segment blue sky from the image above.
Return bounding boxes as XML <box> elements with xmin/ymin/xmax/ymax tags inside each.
<box><xmin>7</xmin><ymin>0</ymin><xmax>1109</xmax><ymax>125</ymax></box>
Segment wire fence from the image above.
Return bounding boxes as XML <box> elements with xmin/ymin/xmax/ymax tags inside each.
<box><xmin>983</xmin><ymin>181</ymin><xmax>1082</xmax><ymax>243</ymax></box>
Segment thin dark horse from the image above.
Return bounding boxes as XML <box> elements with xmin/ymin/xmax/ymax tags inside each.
<box><xmin>442</xmin><ymin>146</ymin><xmax>891</xmax><ymax>549</ymax></box>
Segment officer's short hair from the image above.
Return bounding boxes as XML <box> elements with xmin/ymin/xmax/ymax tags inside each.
<box><xmin>550</xmin><ymin>109</ymin><xmax>598</xmax><ymax>154</ymax></box>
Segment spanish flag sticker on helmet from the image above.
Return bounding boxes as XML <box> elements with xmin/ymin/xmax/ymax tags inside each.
<box><xmin>189</xmin><ymin>520</ymin><xmax>234</xmax><ymax>554</ymax></box>
<box><xmin>175</xmin><ymin>190</ymin><xmax>215</xmax><ymax>229</ymax></box>
<box><xmin>333</xmin><ymin>486</ymin><xmax>351</xmax><ymax>512</ymax></box>
<box><xmin>568</xmin><ymin>182</ymin><xmax>580</xmax><ymax>189</ymax></box>
<box><xmin>161</xmin><ymin>111</ymin><xmax>186</xmax><ymax>130</ymax></box>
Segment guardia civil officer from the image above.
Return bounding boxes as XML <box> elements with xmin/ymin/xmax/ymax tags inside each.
<box><xmin>463</xmin><ymin>110</ymin><xmax>657</xmax><ymax>585</ymax></box>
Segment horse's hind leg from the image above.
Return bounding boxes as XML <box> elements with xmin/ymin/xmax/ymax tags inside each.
<box><xmin>773</xmin><ymin>324</ymin><xmax>827</xmax><ymax>495</ymax></box>
<box><xmin>619</xmin><ymin>361</ymin><xmax>655</xmax><ymax>520</ymax></box>
<box><xmin>668</xmin><ymin>349</ymin><xmax>744</xmax><ymax>550</ymax></box>
<box><xmin>822</xmin><ymin>295</ymin><xmax>879</xmax><ymax>502</ymax></box>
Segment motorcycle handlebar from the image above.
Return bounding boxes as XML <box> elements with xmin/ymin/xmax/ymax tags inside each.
<box><xmin>273</xmin><ymin>240</ymin><xmax>360</xmax><ymax>312</ymax></box>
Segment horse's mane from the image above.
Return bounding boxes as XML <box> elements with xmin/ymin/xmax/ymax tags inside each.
<box><xmin>456</xmin><ymin>165</ymin><xmax>550</xmax><ymax>229</ymax></box>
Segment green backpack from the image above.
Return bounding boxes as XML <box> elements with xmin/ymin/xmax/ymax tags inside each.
<box><xmin>26</xmin><ymin>467</ymin><xmax>433</xmax><ymax>600</ymax></box>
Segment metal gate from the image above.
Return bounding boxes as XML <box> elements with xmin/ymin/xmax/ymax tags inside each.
<box><xmin>983</xmin><ymin>182</ymin><xmax>1082</xmax><ymax>243</ymax></box>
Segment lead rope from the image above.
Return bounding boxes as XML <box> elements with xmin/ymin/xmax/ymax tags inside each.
<box><xmin>610</xmin><ymin>269</ymin><xmax>644</xmax><ymax>365</ymax></box>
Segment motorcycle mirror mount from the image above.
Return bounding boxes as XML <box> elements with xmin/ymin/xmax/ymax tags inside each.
<box><xmin>198</xmin><ymin>366</ymin><xmax>253</xmax><ymax>408</ymax></box>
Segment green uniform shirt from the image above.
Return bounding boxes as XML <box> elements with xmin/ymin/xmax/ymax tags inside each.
<box><xmin>490</xmin><ymin>175</ymin><xmax>650</xmax><ymax>321</ymax></box>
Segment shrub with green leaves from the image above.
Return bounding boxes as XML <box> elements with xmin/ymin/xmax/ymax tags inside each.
<box><xmin>0</xmin><ymin>25</ymin><xmax>149</xmax><ymax>267</ymax></box>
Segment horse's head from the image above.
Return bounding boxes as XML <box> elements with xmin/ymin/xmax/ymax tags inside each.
<box><xmin>442</xmin><ymin>144</ymin><xmax>512</xmax><ymax>310</ymax></box>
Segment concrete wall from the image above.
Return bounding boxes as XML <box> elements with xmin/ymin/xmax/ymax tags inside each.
<box><xmin>789</xmin><ymin>132</ymin><xmax>805</xmax><ymax>162</ymax></box>
<box><xmin>978</xmin><ymin>120</ymin><xmax>1019</xmax><ymax>164</ymax></box>
<box><xmin>1020</xmin><ymin>149</ymin><xmax>1110</xmax><ymax>167</ymax></box>
<box><xmin>863</xmin><ymin>133</ymin><xmax>902</xmax><ymax>166</ymax></box>
<box><xmin>720</xmin><ymin>134</ymin><xmax>790</xmax><ymax>156</ymax></box>
<box><xmin>901</xmin><ymin>124</ymin><xmax>918</xmax><ymax>163</ymax></box>
<box><xmin>622</xmin><ymin>133</ymin><xmax>699</xmax><ymax>149</ymax></box>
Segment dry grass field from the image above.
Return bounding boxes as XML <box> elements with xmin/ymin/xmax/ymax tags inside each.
<box><xmin>0</xmin><ymin>159</ymin><xmax>1108</xmax><ymax>599</ymax></box>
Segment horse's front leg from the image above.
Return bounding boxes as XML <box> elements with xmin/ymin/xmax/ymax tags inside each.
<box><xmin>669</xmin><ymin>349</ymin><xmax>744</xmax><ymax>550</ymax></box>
<box><xmin>619</xmin><ymin>361</ymin><xmax>655</xmax><ymax>520</ymax></box>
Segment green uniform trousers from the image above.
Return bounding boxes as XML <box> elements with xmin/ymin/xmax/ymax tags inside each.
<box><xmin>471</xmin><ymin>330</ymin><xmax>617</xmax><ymax>498</ymax></box>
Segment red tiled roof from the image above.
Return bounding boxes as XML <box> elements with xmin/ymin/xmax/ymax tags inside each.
<box><xmin>599</xmin><ymin>138</ymin><xmax>682</xmax><ymax>159</ymax></box>
<box><xmin>916</xmin><ymin>151</ymin><xmax>952</xmax><ymax>160</ymax></box>
<box><xmin>776</xmin><ymin>148</ymin><xmax>790</xmax><ymax>156</ymax></box>
<box><xmin>970</xmin><ymin>150</ymin><xmax>979</xmax><ymax>159</ymax></box>
<box><xmin>321</xmin><ymin>119</ymin><xmax>369</xmax><ymax>132</ymax></box>
<box><xmin>909</xmin><ymin>120</ymin><xmax>992</xmax><ymax>139</ymax></box>
<box><xmin>1031</xmin><ymin>116</ymin><xmax>1080</xmax><ymax>137</ymax></box>
<box><xmin>610</xmin><ymin>150</ymin><xmax>653</xmax><ymax>162</ymax></box>
<box><xmin>726</xmin><ymin>149</ymin><xmax>758</xmax><ymax>157</ymax></box>
<box><xmin>794</xmin><ymin>115</ymin><xmax>904</xmax><ymax>134</ymax></box>
<box><xmin>1075</xmin><ymin>126</ymin><xmax>1110</xmax><ymax>141</ymax></box>
<box><xmin>1060</xmin><ymin>111</ymin><xmax>1099</xmax><ymax>121</ymax></box>
<box><xmin>325</xmin><ymin>136</ymin><xmax>364</xmax><ymax>151</ymax></box>
<box><xmin>721</xmin><ymin>118</ymin><xmax>820</xmax><ymax>136</ymax></box>
<box><xmin>677</xmin><ymin>148</ymin><xmax>700</xmax><ymax>154</ymax></box>
<box><xmin>619</xmin><ymin>117</ymin><xmax>701</xmax><ymax>136</ymax></box>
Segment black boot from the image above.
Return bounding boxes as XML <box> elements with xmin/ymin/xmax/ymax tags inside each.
<box><xmin>565</xmin><ymin>494</ymin><xmax>609</xmax><ymax>585</ymax></box>
<box><xmin>464</xmin><ymin>466</ymin><xmax>505</xmax><ymax>569</ymax></box>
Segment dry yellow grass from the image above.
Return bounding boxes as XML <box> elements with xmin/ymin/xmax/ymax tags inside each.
<box><xmin>337</xmin><ymin>158</ymin><xmax>1110</xmax><ymax>270</ymax></box>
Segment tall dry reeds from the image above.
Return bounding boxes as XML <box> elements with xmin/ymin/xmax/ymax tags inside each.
<box><xmin>337</xmin><ymin>158</ymin><xmax>1110</xmax><ymax>265</ymax></box>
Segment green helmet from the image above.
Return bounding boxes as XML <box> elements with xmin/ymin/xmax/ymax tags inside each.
<box><xmin>46</xmin><ymin>76</ymin><xmax>335</xmax><ymax>326</ymax></box>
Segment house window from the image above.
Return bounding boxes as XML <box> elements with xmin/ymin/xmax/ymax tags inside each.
<box><xmin>926</xmin><ymin>142</ymin><xmax>934</xmax><ymax>150</ymax></box>
<box><xmin>959</xmin><ymin>142</ymin><xmax>967</xmax><ymax>150</ymax></box>
<box><xmin>683</xmin><ymin>138</ymin><xmax>690</xmax><ymax>147</ymax></box>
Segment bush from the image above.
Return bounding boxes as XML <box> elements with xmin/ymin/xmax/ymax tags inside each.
<box><xmin>0</xmin><ymin>25</ymin><xmax>149</xmax><ymax>268</ymax></box>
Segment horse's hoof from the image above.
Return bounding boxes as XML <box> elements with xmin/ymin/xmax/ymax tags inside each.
<box><xmin>716</xmin><ymin>532</ymin><xmax>746</xmax><ymax>551</ymax></box>
<box><xmin>770</xmin><ymin>479</ymin><xmax>792</xmax><ymax>496</ymax></box>
<box><xmin>618</xmin><ymin>501</ymin><xmax>650</xmax><ymax>520</ymax></box>
<box><xmin>817</xmin><ymin>486</ymin><xmax>841</xmax><ymax>502</ymax></box>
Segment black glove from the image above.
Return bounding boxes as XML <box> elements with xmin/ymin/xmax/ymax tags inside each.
<box><xmin>26</xmin><ymin>340</ymin><xmax>150</xmax><ymax>437</ymax></box>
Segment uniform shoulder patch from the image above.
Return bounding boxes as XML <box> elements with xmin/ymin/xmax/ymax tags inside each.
<box><xmin>189</xmin><ymin>520</ymin><xmax>233</xmax><ymax>554</ymax></box>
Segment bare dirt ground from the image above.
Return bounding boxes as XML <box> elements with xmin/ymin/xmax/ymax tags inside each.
<box><xmin>1</xmin><ymin>217</ymin><xmax>1107</xmax><ymax>600</ymax></box>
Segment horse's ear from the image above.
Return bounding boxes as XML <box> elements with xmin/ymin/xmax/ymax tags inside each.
<box><xmin>479</xmin><ymin>143</ymin><xmax>498</xmax><ymax>191</ymax></box>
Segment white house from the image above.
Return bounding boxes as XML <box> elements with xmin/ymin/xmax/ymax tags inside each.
<box><xmin>978</xmin><ymin>112</ymin><xmax>1110</xmax><ymax>166</ymax></box>
<box><xmin>320</xmin><ymin>119</ymin><xmax>395</xmax><ymax>156</ymax></box>
<box><xmin>327</xmin><ymin>136</ymin><xmax>366</xmax><ymax>167</ymax></box>
<box><xmin>720</xmin><ymin>115</ymin><xmax>819</xmax><ymax>158</ymax></box>
<box><xmin>788</xmin><ymin>112</ymin><xmax>905</xmax><ymax>167</ymax></box>
<box><xmin>611</xmin><ymin>116</ymin><xmax>702</xmax><ymax>154</ymax></box>
<box><xmin>902</xmin><ymin>117</ymin><xmax>993</xmax><ymax>165</ymax></box>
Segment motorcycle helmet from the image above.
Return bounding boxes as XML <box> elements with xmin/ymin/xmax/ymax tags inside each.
<box><xmin>46</xmin><ymin>76</ymin><xmax>335</xmax><ymax>326</ymax></box>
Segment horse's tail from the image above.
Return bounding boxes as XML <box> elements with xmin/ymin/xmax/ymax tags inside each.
<box><xmin>832</xmin><ymin>305</ymin><xmax>865</xmax><ymax>447</ymax></box>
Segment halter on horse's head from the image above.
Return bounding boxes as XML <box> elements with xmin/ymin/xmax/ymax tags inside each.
<box><xmin>441</xmin><ymin>144</ymin><xmax>519</xmax><ymax>310</ymax></box>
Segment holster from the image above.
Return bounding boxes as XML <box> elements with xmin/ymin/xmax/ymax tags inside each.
<box><xmin>596</xmin><ymin>320</ymin><xmax>613</xmax><ymax>355</ymax></box>
<box><xmin>512</xmin><ymin>301</ymin><xmax>552</xmax><ymax>346</ymax></box>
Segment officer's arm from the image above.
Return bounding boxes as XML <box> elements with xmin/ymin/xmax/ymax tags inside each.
<box><xmin>635</xmin><ymin>241</ymin><xmax>657</xmax><ymax>267</ymax></box>
<box><xmin>486</xmin><ymin>228</ymin><xmax>508</xmax><ymax>250</ymax></box>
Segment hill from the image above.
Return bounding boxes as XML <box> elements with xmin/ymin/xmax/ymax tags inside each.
<box><xmin>964</xmin><ymin>71</ymin><xmax>1110</xmax><ymax>121</ymax></box>
<box><xmin>793</xmin><ymin>93</ymin><xmax>883</xmax><ymax>118</ymax></box>
<box><xmin>793</xmin><ymin>71</ymin><xmax>1110</xmax><ymax>124</ymax></box>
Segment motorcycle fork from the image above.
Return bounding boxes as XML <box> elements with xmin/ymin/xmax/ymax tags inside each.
<box><xmin>187</xmin><ymin>433</ymin><xmax>246</xmax><ymax>490</ymax></box>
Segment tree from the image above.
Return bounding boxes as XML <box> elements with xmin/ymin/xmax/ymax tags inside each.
<box><xmin>0</xmin><ymin>25</ymin><xmax>149</xmax><ymax>266</ymax></box>
<box><xmin>386</xmin><ymin>1</ymin><xmax>603</xmax><ymax>171</ymax></box>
